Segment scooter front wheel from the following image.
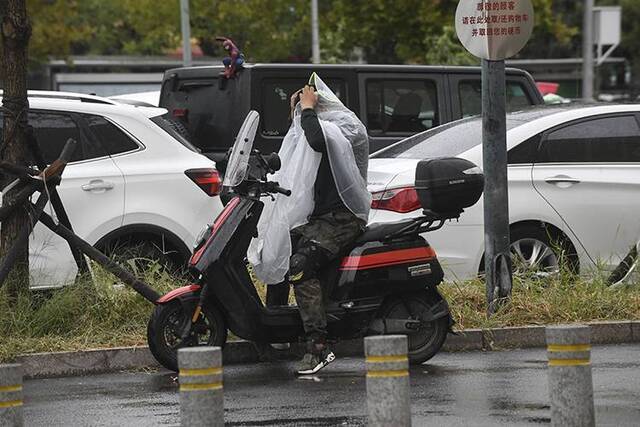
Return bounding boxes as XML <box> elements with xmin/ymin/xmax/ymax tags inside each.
<box><xmin>147</xmin><ymin>301</ymin><xmax>227</xmax><ymax>371</ymax></box>
<box><xmin>379</xmin><ymin>290</ymin><xmax>449</xmax><ymax>365</ymax></box>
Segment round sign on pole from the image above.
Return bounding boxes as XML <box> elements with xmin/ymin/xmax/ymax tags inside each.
<box><xmin>455</xmin><ymin>0</ymin><xmax>534</xmax><ymax>60</ymax></box>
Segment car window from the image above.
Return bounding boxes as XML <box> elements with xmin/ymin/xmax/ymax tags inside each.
<box><xmin>508</xmin><ymin>134</ymin><xmax>541</xmax><ymax>164</ymax></box>
<box><xmin>366</xmin><ymin>79</ymin><xmax>438</xmax><ymax>135</ymax></box>
<box><xmin>539</xmin><ymin>115</ymin><xmax>640</xmax><ymax>163</ymax></box>
<box><xmin>261</xmin><ymin>78</ymin><xmax>346</xmax><ymax>137</ymax></box>
<box><xmin>83</xmin><ymin>114</ymin><xmax>139</xmax><ymax>155</ymax></box>
<box><xmin>458</xmin><ymin>80</ymin><xmax>533</xmax><ymax>118</ymax></box>
<box><xmin>150</xmin><ymin>115</ymin><xmax>199</xmax><ymax>152</ymax></box>
<box><xmin>28</xmin><ymin>112</ymin><xmax>88</xmax><ymax>163</ymax></box>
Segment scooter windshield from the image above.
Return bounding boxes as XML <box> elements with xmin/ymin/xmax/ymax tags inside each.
<box><xmin>224</xmin><ymin>110</ymin><xmax>260</xmax><ymax>187</ymax></box>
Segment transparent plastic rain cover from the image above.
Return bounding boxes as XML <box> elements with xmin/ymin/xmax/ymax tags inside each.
<box><xmin>247</xmin><ymin>74</ymin><xmax>371</xmax><ymax>284</ymax></box>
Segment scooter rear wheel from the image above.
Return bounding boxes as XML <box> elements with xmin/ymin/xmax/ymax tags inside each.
<box><xmin>379</xmin><ymin>290</ymin><xmax>449</xmax><ymax>365</ymax></box>
<box><xmin>147</xmin><ymin>301</ymin><xmax>227</xmax><ymax>371</ymax></box>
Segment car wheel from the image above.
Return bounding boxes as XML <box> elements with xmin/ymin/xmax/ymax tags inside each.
<box><xmin>509</xmin><ymin>224</ymin><xmax>578</xmax><ymax>277</ymax></box>
<box><xmin>102</xmin><ymin>239</ymin><xmax>188</xmax><ymax>277</ymax></box>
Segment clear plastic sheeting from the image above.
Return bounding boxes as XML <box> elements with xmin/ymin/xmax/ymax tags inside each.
<box><xmin>224</xmin><ymin>110</ymin><xmax>259</xmax><ymax>187</ymax></box>
<box><xmin>248</xmin><ymin>74</ymin><xmax>371</xmax><ymax>284</ymax></box>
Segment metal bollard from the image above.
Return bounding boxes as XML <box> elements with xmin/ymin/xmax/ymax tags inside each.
<box><xmin>178</xmin><ymin>347</ymin><xmax>223</xmax><ymax>427</ymax></box>
<box><xmin>0</xmin><ymin>364</ymin><xmax>23</xmax><ymax>427</ymax></box>
<box><xmin>365</xmin><ymin>335</ymin><xmax>411</xmax><ymax>427</ymax></box>
<box><xmin>546</xmin><ymin>324</ymin><xmax>595</xmax><ymax>427</ymax></box>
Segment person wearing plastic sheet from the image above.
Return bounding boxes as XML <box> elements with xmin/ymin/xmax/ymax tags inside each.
<box><xmin>249</xmin><ymin>73</ymin><xmax>371</xmax><ymax>375</ymax></box>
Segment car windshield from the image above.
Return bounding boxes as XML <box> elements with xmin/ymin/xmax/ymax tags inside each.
<box><xmin>372</xmin><ymin>106</ymin><xmax>570</xmax><ymax>159</ymax></box>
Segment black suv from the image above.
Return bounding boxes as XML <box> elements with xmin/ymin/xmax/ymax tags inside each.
<box><xmin>159</xmin><ymin>63</ymin><xmax>543</xmax><ymax>154</ymax></box>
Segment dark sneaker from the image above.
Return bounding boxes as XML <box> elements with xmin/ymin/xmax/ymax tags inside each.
<box><xmin>295</xmin><ymin>349</ymin><xmax>335</xmax><ymax>375</ymax></box>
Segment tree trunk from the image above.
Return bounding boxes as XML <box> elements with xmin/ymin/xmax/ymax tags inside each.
<box><xmin>0</xmin><ymin>0</ymin><xmax>31</xmax><ymax>298</ymax></box>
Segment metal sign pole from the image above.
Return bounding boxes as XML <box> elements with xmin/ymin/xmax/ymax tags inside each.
<box><xmin>455</xmin><ymin>0</ymin><xmax>532</xmax><ymax>315</ymax></box>
<box><xmin>482</xmin><ymin>59</ymin><xmax>512</xmax><ymax>314</ymax></box>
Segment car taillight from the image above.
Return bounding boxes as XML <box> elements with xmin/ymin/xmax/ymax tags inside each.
<box><xmin>173</xmin><ymin>108</ymin><xmax>188</xmax><ymax>118</ymax></box>
<box><xmin>185</xmin><ymin>169</ymin><xmax>222</xmax><ymax>196</ymax></box>
<box><xmin>371</xmin><ymin>187</ymin><xmax>421</xmax><ymax>213</ymax></box>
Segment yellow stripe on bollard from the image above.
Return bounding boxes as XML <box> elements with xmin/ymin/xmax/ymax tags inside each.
<box><xmin>548</xmin><ymin>358</ymin><xmax>591</xmax><ymax>367</ymax></box>
<box><xmin>179</xmin><ymin>367</ymin><xmax>222</xmax><ymax>376</ymax></box>
<box><xmin>0</xmin><ymin>400</ymin><xmax>23</xmax><ymax>409</ymax></box>
<box><xmin>179</xmin><ymin>382</ymin><xmax>223</xmax><ymax>391</ymax></box>
<box><xmin>547</xmin><ymin>344</ymin><xmax>591</xmax><ymax>352</ymax></box>
<box><xmin>366</xmin><ymin>355</ymin><xmax>408</xmax><ymax>363</ymax></box>
<box><xmin>0</xmin><ymin>385</ymin><xmax>21</xmax><ymax>393</ymax></box>
<box><xmin>366</xmin><ymin>370</ymin><xmax>409</xmax><ymax>378</ymax></box>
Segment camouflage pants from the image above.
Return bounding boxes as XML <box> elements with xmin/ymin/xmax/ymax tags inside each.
<box><xmin>266</xmin><ymin>209</ymin><xmax>365</xmax><ymax>341</ymax></box>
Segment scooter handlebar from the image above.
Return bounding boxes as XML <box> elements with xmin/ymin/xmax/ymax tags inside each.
<box><xmin>265</xmin><ymin>181</ymin><xmax>291</xmax><ymax>196</ymax></box>
<box><xmin>274</xmin><ymin>185</ymin><xmax>291</xmax><ymax>196</ymax></box>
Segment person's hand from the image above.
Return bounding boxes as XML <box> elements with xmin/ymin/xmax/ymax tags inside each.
<box><xmin>299</xmin><ymin>85</ymin><xmax>318</xmax><ymax>110</ymax></box>
<box><xmin>290</xmin><ymin>89</ymin><xmax>302</xmax><ymax>112</ymax></box>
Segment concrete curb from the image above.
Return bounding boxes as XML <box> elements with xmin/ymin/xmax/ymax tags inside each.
<box><xmin>16</xmin><ymin>320</ymin><xmax>640</xmax><ymax>379</ymax></box>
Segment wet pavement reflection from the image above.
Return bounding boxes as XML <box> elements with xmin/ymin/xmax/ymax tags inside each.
<box><xmin>23</xmin><ymin>344</ymin><xmax>640</xmax><ymax>426</ymax></box>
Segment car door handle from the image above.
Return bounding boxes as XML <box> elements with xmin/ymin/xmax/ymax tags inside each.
<box><xmin>81</xmin><ymin>180</ymin><xmax>115</xmax><ymax>191</ymax></box>
<box><xmin>544</xmin><ymin>176</ymin><xmax>581</xmax><ymax>185</ymax></box>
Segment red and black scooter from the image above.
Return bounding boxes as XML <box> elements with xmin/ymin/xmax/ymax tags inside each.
<box><xmin>147</xmin><ymin>111</ymin><xmax>484</xmax><ymax>371</ymax></box>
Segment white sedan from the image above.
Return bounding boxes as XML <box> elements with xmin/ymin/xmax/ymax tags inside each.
<box><xmin>368</xmin><ymin>104</ymin><xmax>640</xmax><ymax>281</ymax></box>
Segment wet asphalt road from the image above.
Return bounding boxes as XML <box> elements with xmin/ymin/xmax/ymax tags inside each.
<box><xmin>23</xmin><ymin>344</ymin><xmax>640</xmax><ymax>426</ymax></box>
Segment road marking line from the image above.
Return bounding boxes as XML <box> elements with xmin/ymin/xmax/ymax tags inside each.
<box><xmin>0</xmin><ymin>385</ymin><xmax>21</xmax><ymax>393</ymax></box>
<box><xmin>179</xmin><ymin>382</ymin><xmax>223</xmax><ymax>391</ymax></box>
<box><xmin>180</xmin><ymin>367</ymin><xmax>222</xmax><ymax>376</ymax></box>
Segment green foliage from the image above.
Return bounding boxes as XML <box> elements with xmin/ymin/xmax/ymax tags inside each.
<box><xmin>517</xmin><ymin>0</ymin><xmax>579</xmax><ymax>58</ymax></box>
<box><xmin>441</xmin><ymin>272</ymin><xmax>640</xmax><ymax>330</ymax></box>
<box><xmin>423</xmin><ymin>26</ymin><xmax>479</xmax><ymax>66</ymax></box>
<box><xmin>2</xmin><ymin>260</ymin><xmax>640</xmax><ymax>362</ymax></box>
<box><xmin>0</xmin><ymin>262</ymin><xmax>177</xmax><ymax>362</ymax></box>
<box><xmin>28</xmin><ymin>0</ymin><xmax>90</xmax><ymax>61</ymax></box>
<box><xmin>25</xmin><ymin>0</ymin><xmax>581</xmax><ymax>65</ymax></box>
<box><xmin>191</xmin><ymin>0</ymin><xmax>312</xmax><ymax>62</ymax></box>
<box><xmin>27</xmin><ymin>0</ymin><xmax>181</xmax><ymax>59</ymax></box>
<box><xmin>322</xmin><ymin>0</ymin><xmax>576</xmax><ymax>64</ymax></box>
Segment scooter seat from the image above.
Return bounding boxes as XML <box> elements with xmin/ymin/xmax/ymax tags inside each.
<box><xmin>356</xmin><ymin>218</ymin><xmax>419</xmax><ymax>244</ymax></box>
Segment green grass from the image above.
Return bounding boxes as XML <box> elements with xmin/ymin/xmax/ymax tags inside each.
<box><xmin>1</xmin><ymin>263</ymin><xmax>639</xmax><ymax>363</ymax></box>
<box><xmin>441</xmin><ymin>272</ymin><xmax>640</xmax><ymax>330</ymax></box>
<box><xmin>0</xmin><ymin>263</ymin><xmax>176</xmax><ymax>363</ymax></box>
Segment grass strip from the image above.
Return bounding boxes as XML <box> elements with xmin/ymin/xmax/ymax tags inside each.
<box><xmin>1</xmin><ymin>264</ymin><xmax>639</xmax><ymax>363</ymax></box>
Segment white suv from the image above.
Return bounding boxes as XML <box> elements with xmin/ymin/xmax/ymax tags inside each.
<box><xmin>0</xmin><ymin>92</ymin><xmax>223</xmax><ymax>288</ymax></box>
